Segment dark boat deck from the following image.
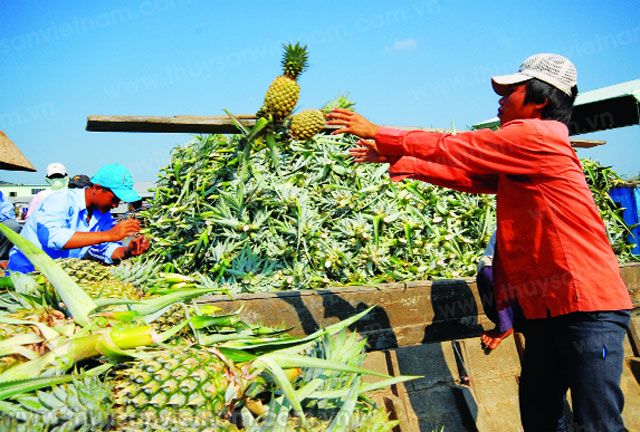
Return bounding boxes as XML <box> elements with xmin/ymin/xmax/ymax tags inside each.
<box><xmin>198</xmin><ymin>263</ymin><xmax>640</xmax><ymax>431</ymax></box>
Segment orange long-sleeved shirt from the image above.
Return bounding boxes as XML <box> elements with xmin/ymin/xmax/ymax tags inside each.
<box><xmin>375</xmin><ymin>118</ymin><xmax>633</xmax><ymax>319</ymax></box>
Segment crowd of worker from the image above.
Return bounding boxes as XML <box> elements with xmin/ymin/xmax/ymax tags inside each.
<box><xmin>0</xmin><ymin>162</ymin><xmax>149</xmax><ymax>272</ymax></box>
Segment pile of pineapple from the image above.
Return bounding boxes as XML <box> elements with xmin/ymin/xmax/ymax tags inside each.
<box><xmin>140</xmin><ymin>43</ymin><xmax>636</xmax><ymax>294</ymax></box>
<box><xmin>0</xmin><ymin>239</ymin><xmax>411</xmax><ymax>431</ymax></box>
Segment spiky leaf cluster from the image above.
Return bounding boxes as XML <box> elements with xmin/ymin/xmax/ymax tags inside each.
<box><xmin>141</xmin><ymin>130</ymin><xmax>636</xmax><ymax>294</ymax></box>
<box><xmin>0</xmin><ymin>374</ymin><xmax>112</xmax><ymax>431</ymax></box>
<box><xmin>281</xmin><ymin>43</ymin><xmax>308</xmax><ymax>79</ymax></box>
<box><xmin>581</xmin><ymin>158</ymin><xmax>638</xmax><ymax>261</ymax></box>
<box><xmin>299</xmin><ymin>328</ymin><xmax>400</xmax><ymax>431</ymax></box>
<box><xmin>141</xmin><ymin>132</ymin><xmax>496</xmax><ymax>293</ymax></box>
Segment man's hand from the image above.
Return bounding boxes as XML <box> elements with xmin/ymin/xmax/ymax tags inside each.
<box><xmin>108</xmin><ymin>219</ymin><xmax>141</xmax><ymax>242</ymax></box>
<box><xmin>124</xmin><ymin>235</ymin><xmax>149</xmax><ymax>258</ymax></box>
<box><xmin>349</xmin><ymin>139</ymin><xmax>387</xmax><ymax>163</ymax></box>
<box><xmin>326</xmin><ymin>108</ymin><xmax>380</xmax><ymax>139</ymax></box>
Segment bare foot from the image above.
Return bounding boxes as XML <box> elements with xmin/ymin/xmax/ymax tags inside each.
<box><xmin>481</xmin><ymin>327</ymin><xmax>513</xmax><ymax>351</ymax></box>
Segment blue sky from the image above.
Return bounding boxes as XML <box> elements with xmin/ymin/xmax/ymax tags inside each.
<box><xmin>1</xmin><ymin>0</ymin><xmax>639</xmax><ymax>184</ymax></box>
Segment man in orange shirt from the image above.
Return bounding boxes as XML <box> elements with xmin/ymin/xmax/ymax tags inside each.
<box><xmin>328</xmin><ymin>54</ymin><xmax>632</xmax><ymax>431</ymax></box>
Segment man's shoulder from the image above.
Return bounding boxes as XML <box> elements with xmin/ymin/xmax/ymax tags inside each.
<box><xmin>37</xmin><ymin>189</ymin><xmax>84</xmax><ymax>215</ymax></box>
<box><xmin>500</xmin><ymin>118</ymin><xmax>570</xmax><ymax>145</ymax></box>
<box><xmin>47</xmin><ymin>188</ymin><xmax>82</xmax><ymax>202</ymax></box>
<box><xmin>502</xmin><ymin>118</ymin><xmax>568</xmax><ymax>134</ymax></box>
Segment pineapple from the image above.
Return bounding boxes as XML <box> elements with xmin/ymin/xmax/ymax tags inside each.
<box><xmin>289</xmin><ymin>94</ymin><xmax>356</xmax><ymax>141</ymax></box>
<box><xmin>112</xmin><ymin>409</ymin><xmax>240</xmax><ymax>431</ymax></box>
<box><xmin>57</xmin><ymin>258</ymin><xmax>112</xmax><ymax>281</ymax></box>
<box><xmin>0</xmin><ymin>307</ymin><xmax>73</xmax><ymax>374</ymax></box>
<box><xmin>150</xmin><ymin>303</ymin><xmax>196</xmax><ymax>344</ymax></box>
<box><xmin>0</xmin><ymin>374</ymin><xmax>112</xmax><ymax>431</ymax></box>
<box><xmin>35</xmin><ymin>258</ymin><xmax>145</xmax><ymax>300</ymax></box>
<box><xmin>80</xmin><ymin>279</ymin><xmax>144</xmax><ymax>300</ymax></box>
<box><xmin>263</xmin><ymin>43</ymin><xmax>309</xmax><ymax>119</ymax></box>
<box><xmin>290</xmin><ymin>109</ymin><xmax>326</xmax><ymax>140</ymax></box>
<box><xmin>113</xmin><ymin>347</ymin><xmax>249</xmax><ymax>421</ymax></box>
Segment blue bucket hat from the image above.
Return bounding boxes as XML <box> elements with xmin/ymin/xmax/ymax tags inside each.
<box><xmin>91</xmin><ymin>164</ymin><xmax>141</xmax><ymax>203</ymax></box>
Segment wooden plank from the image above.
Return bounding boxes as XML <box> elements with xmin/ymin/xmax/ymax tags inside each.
<box><xmin>86</xmin><ymin>114</ymin><xmax>342</xmax><ymax>134</ymax></box>
<box><xmin>629</xmin><ymin>316</ymin><xmax>640</xmax><ymax>357</ymax></box>
<box><xmin>196</xmin><ymin>263</ymin><xmax>640</xmax><ymax>351</ymax></box>
<box><xmin>570</xmin><ymin>138</ymin><xmax>606</xmax><ymax>148</ymax></box>
<box><xmin>86</xmin><ymin>115</ymin><xmax>610</xmax><ymax>150</ymax></box>
<box><xmin>86</xmin><ymin>114</ymin><xmax>461</xmax><ymax>135</ymax></box>
<box><xmin>197</xmin><ymin>278</ymin><xmax>485</xmax><ymax>351</ymax></box>
<box><xmin>86</xmin><ymin>114</ymin><xmax>259</xmax><ymax>134</ymax></box>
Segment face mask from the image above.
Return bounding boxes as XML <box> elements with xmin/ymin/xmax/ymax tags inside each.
<box><xmin>47</xmin><ymin>176</ymin><xmax>69</xmax><ymax>191</ymax></box>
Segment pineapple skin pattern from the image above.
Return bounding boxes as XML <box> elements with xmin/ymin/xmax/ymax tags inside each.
<box><xmin>263</xmin><ymin>43</ymin><xmax>308</xmax><ymax>119</ymax></box>
<box><xmin>113</xmin><ymin>347</ymin><xmax>245</xmax><ymax>416</ymax></box>
<box><xmin>290</xmin><ymin>109</ymin><xmax>326</xmax><ymax>141</ymax></box>
<box><xmin>264</xmin><ymin>76</ymin><xmax>300</xmax><ymax>119</ymax></box>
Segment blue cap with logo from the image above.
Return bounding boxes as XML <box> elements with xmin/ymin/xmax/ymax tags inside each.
<box><xmin>90</xmin><ymin>164</ymin><xmax>141</xmax><ymax>203</ymax></box>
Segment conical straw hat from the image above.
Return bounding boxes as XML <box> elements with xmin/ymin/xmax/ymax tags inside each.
<box><xmin>0</xmin><ymin>130</ymin><xmax>36</xmax><ymax>172</ymax></box>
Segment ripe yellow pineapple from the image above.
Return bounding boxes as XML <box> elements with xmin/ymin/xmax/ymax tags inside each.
<box><xmin>289</xmin><ymin>94</ymin><xmax>356</xmax><ymax>141</ymax></box>
<box><xmin>38</xmin><ymin>258</ymin><xmax>144</xmax><ymax>300</ymax></box>
<box><xmin>290</xmin><ymin>109</ymin><xmax>326</xmax><ymax>140</ymax></box>
<box><xmin>56</xmin><ymin>258</ymin><xmax>111</xmax><ymax>281</ymax></box>
<box><xmin>263</xmin><ymin>43</ymin><xmax>309</xmax><ymax>119</ymax></box>
<box><xmin>113</xmin><ymin>347</ymin><xmax>248</xmax><ymax>423</ymax></box>
<box><xmin>80</xmin><ymin>279</ymin><xmax>144</xmax><ymax>300</ymax></box>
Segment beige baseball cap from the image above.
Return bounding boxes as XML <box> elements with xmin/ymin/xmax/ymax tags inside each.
<box><xmin>46</xmin><ymin>162</ymin><xmax>67</xmax><ymax>177</ymax></box>
<box><xmin>492</xmin><ymin>53</ymin><xmax>577</xmax><ymax>97</ymax></box>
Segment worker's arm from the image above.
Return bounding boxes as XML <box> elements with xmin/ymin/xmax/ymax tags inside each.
<box><xmin>348</xmin><ymin>139</ymin><xmax>497</xmax><ymax>193</ymax></box>
<box><xmin>110</xmin><ymin>235</ymin><xmax>150</xmax><ymax>261</ymax></box>
<box><xmin>387</xmin><ymin>155</ymin><xmax>498</xmax><ymax>194</ymax></box>
<box><xmin>63</xmin><ymin>219</ymin><xmax>141</xmax><ymax>249</ymax></box>
<box><xmin>329</xmin><ymin>109</ymin><xmax>547</xmax><ymax>177</ymax></box>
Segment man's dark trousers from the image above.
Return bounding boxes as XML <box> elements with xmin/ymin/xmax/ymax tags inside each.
<box><xmin>519</xmin><ymin>310</ymin><xmax>630</xmax><ymax>432</ymax></box>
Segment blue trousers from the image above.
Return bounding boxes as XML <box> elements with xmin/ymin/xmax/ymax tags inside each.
<box><xmin>519</xmin><ymin>310</ymin><xmax>630</xmax><ymax>432</ymax></box>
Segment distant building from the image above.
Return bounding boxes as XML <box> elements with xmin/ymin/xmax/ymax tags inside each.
<box><xmin>0</xmin><ymin>182</ymin><xmax>50</xmax><ymax>220</ymax></box>
<box><xmin>0</xmin><ymin>181</ymin><xmax>156</xmax><ymax>220</ymax></box>
<box><xmin>0</xmin><ymin>182</ymin><xmax>50</xmax><ymax>199</ymax></box>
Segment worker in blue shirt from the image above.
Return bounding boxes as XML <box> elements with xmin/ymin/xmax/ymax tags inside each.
<box><xmin>0</xmin><ymin>190</ymin><xmax>21</xmax><ymax>262</ymax></box>
<box><xmin>7</xmin><ymin>164</ymin><xmax>149</xmax><ymax>273</ymax></box>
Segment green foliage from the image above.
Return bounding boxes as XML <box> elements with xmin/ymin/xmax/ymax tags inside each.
<box><xmin>141</xmin><ymin>132</ymin><xmax>496</xmax><ymax>293</ymax></box>
<box><xmin>581</xmin><ymin>158</ymin><xmax>638</xmax><ymax>262</ymax></box>
<box><xmin>0</xmin><ymin>374</ymin><xmax>112</xmax><ymax>431</ymax></box>
<box><xmin>141</xmin><ymin>133</ymin><xmax>638</xmax><ymax>294</ymax></box>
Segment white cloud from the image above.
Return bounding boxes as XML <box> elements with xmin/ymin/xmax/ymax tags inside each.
<box><xmin>392</xmin><ymin>38</ymin><xmax>418</xmax><ymax>51</ymax></box>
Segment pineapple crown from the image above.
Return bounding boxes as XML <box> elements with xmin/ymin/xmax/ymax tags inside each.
<box><xmin>321</xmin><ymin>93</ymin><xmax>356</xmax><ymax>114</ymax></box>
<box><xmin>281</xmin><ymin>43</ymin><xmax>309</xmax><ymax>79</ymax></box>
